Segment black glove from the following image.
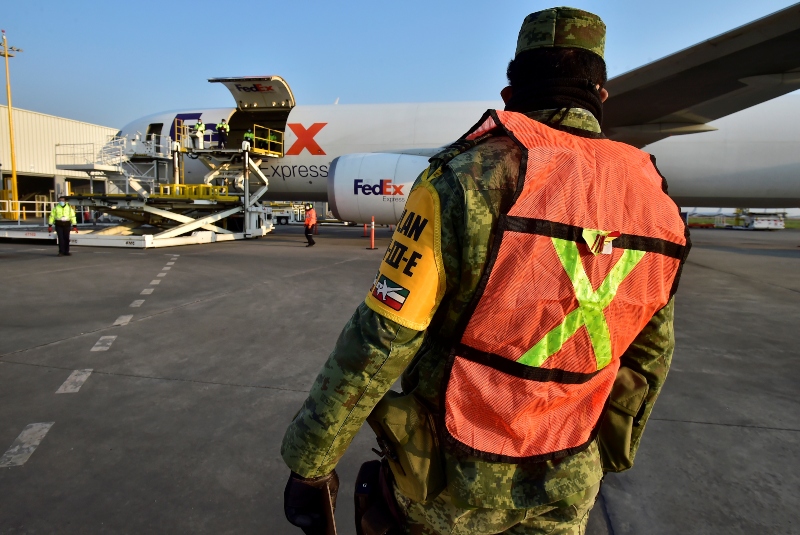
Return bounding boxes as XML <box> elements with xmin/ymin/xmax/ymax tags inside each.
<box><xmin>284</xmin><ymin>470</ymin><xmax>339</xmax><ymax>534</ymax></box>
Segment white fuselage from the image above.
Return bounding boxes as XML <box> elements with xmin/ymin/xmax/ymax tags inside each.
<box><xmin>119</xmin><ymin>102</ymin><xmax>495</xmax><ymax>201</ymax></box>
<box><xmin>118</xmin><ymin>94</ymin><xmax>800</xmax><ymax>216</ymax></box>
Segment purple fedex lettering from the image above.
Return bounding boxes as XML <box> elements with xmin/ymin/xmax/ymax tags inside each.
<box><xmin>235</xmin><ymin>83</ymin><xmax>275</xmax><ymax>93</ymax></box>
<box><xmin>354</xmin><ymin>179</ymin><xmax>406</xmax><ymax>196</ymax></box>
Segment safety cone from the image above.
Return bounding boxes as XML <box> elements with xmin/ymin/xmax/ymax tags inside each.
<box><xmin>367</xmin><ymin>217</ymin><xmax>377</xmax><ymax>250</ymax></box>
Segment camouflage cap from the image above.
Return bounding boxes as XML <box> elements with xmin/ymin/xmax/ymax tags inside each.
<box><xmin>516</xmin><ymin>7</ymin><xmax>605</xmax><ymax>59</ymax></box>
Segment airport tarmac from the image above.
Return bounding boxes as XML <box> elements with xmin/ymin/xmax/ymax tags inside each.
<box><xmin>1</xmin><ymin>226</ymin><xmax>798</xmax><ymax>534</ymax></box>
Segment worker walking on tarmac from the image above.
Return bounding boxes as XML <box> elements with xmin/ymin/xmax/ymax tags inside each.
<box><xmin>217</xmin><ymin>118</ymin><xmax>230</xmax><ymax>149</ymax></box>
<box><xmin>243</xmin><ymin>128</ymin><xmax>254</xmax><ymax>150</ymax></box>
<box><xmin>303</xmin><ymin>203</ymin><xmax>316</xmax><ymax>247</ymax></box>
<box><xmin>192</xmin><ymin>119</ymin><xmax>205</xmax><ymax>149</ymax></box>
<box><xmin>282</xmin><ymin>7</ymin><xmax>690</xmax><ymax>535</ymax></box>
<box><xmin>48</xmin><ymin>195</ymin><xmax>78</xmax><ymax>257</ymax></box>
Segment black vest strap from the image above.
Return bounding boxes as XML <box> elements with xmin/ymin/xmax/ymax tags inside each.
<box><xmin>501</xmin><ymin>215</ymin><xmax>688</xmax><ymax>260</ymax></box>
<box><xmin>456</xmin><ymin>344</ymin><xmax>599</xmax><ymax>384</ymax></box>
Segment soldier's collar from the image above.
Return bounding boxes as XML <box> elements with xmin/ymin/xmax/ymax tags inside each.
<box><xmin>525</xmin><ymin>108</ymin><xmax>602</xmax><ymax>134</ymax></box>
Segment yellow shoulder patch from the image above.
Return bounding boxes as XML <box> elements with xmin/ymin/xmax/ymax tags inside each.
<box><xmin>365</xmin><ymin>182</ymin><xmax>445</xmax><ymax>331</ymax></box>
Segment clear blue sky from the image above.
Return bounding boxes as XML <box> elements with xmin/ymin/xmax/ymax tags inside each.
<box><xmin>3</xmin><ymin>0</ymin><xmax>798</xmax><ymax>127</ymax></box>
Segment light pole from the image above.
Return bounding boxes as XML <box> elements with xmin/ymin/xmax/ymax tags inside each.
<box><xmin>1</xmin><ymin>30</ymin><xmax>22</xmax><ymax>221</ymax></box>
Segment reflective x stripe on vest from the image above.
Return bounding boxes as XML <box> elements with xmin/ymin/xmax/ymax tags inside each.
<box><xmin>519</xmin><ymin>239</ymin><xmax>645</xmax><ymax>370</ymax></box>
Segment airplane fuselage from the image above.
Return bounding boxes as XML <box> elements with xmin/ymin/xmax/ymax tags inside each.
<box><xmin>119</xmin><ymin>102</ymin><xmax>494</xmax><ymax>201</ymax></box>
<box><xmin>119</xmin><ymin>95</ymin><xmax>800</xmax><ymax>213</ymax></box>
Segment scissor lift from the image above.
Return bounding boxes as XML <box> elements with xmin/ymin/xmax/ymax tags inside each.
<box><xmin>51</xmin><ymin>131</ymin><xmax>273</xmax><ymax>249</ymax></box>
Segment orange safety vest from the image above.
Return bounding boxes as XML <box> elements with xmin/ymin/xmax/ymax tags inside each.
<box><xmin>304</xmin><ymin>208</ymin><xmax>317</xmax><ymax>227</ymax></box>
<box><xmin>442</xmin><ymin>110</ymin><xmax>690</xmax><ymax>463</ymax></box>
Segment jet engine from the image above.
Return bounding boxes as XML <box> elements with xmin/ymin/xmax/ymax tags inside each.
<box><xmin>327</xmin><ymin>153</ymin><xmax>430</xmax><ymax>224</ymax></box>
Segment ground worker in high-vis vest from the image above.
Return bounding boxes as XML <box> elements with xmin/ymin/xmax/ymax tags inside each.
<box><xmin>192</xmin><ymin>119</ymin><xmax>205</xmax><ymax>149</ymax></box>
<box><xmin>303</xmin><ymin>203</ymin><xmax>317</xmax><ymax>247</ymax></box>
<box><xmin>243</xmin><ymin>128</ymin><xmax>254</xmax><ymax>150</ymax></box>
<box><xmin>282</xmin><ymin>8</ymin><xmax>690</xmax><ymax>534</ymax></box>
<box><xmin>217</xmin><ymin>118</ymin><xmax>230</xmax><ymax>149</ymax></box>
<box><xmin>48</xmin><ymin>195</ymin><xmax>78</xmax><ymax>257</ymax></box>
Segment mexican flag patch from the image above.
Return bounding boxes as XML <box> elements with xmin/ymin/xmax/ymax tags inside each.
<box><xmin>371</xmin><ymin>274</ymin><xmax>410</xmax><ymax>311</ymax></box>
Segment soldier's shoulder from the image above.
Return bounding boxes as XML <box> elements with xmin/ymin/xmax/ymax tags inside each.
<box><xmin>447</xmin><ymin>135</ymin><xmax>521</xmax><ymax>193</ymax></box>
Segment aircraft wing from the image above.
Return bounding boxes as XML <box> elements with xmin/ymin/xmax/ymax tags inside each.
<box><xmin>381</xmin><ymin>147</ymin><xmax>444</xmax><ymax>158</ymax></box>
<box><xmin>605</xmin><ymin>3</ymin><xmax>800</xmax><ymax>147</ymax></box>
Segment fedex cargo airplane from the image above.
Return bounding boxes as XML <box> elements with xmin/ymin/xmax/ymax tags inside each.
<box><xmin>118</xmin><ymin>3</ymin><xmax>800</xmax><ymax>224</ymax></box>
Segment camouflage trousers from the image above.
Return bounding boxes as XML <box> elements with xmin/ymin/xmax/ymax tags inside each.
<box><xmin>393</xmin><ymin>481</ymin><xmax>600</xmax><ymax>535</ymax></box>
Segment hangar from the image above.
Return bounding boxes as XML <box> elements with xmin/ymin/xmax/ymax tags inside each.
<box><xmin>0</xmin><ymin>104</ymin><xmax>118</xmax><ymax>219</ymax></box>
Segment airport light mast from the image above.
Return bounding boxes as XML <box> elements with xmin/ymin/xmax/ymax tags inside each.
<box><xmin>1</xmin><ymin>30</ymin><xmax>22</xmax><ymax>221</ymax></box>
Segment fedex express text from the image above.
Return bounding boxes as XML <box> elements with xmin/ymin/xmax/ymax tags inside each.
<box><xmin>354</xmin><ymin>179</ymin><xmax>407</xmax><ymax>203</ymax></box>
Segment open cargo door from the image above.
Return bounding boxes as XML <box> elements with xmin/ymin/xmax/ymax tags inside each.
<box><xmin>208</xmin><ymin>76</ymin><xmax>296</xmax><ymax>111</ymax></box>
<box><xmin>208</xmin><ymin>76</ymin><xmax>296</xmax><ymax>157</ymax></box>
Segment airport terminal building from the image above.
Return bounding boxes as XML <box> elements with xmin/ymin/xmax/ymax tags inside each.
<box><xmin>0</xmin><ymin>104</ymin><xmax>118</xmax><ymax>203</ymax></box>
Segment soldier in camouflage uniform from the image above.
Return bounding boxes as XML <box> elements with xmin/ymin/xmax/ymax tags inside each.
<box><xmin>283</xmin><ymin>7</ymin><xmax>679</xmax><ymax>534</ymax></box>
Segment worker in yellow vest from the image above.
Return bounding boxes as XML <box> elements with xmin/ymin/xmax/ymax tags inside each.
<box><xmin>217</xmin><ymin>118</ymin><xmax>230</xmax><ymax>149</ymax></box>
<box><xmin>243</xmin><ymin>128</ymin><xmax>254</xmax><ymax>150</ymax></box>
<box><xmin>192</xmin><ymin>119</ymin><xmax>205</xmax><ymax>149</ymax></box>
<box><xmin>48</xmin><ymin>196</ymin><xmax>78</xmax><ymax>256</ymax></box>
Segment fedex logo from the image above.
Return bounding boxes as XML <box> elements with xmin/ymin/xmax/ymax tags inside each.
<box><xmin>354</xmin><ymin>179</ymin><xmax>405</xmax><ymax>196</ymax></box>
<box><xmin>235</xmin><ymin>83</ymin><xmax>275</xmax><ymax>93</ymax></box>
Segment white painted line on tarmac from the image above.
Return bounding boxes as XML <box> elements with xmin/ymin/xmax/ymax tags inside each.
<box><xmin>55</xmin><ymin>369</ymin><xmax>93</xmax><ymax>394</ymax></box>
<box><xmin>130</xmin><ymin>252</ymin><xmax>146</xmax><ymax>255</ymax></box>
<box><xmin>90</xmin><ymin>336</ymin><xmax>117</xmax><ymax>352</ymax></box>
<box><xmin>130</xmin><ymin>300</ymin><xmax>145</xmax><ymax>307</ymax></box>
<box><xmin>166</xmin><ymin>262</ymin><xmax>175</xmax><ymax>266</ymax></box>
<box><xmin>161</xmin><ymin>267</ymin><xmax>171</xmax><ymax>271</ymax></box>
<box><xmin>0</xmin><ymin>423</ymin><xmax>54</xmax><ymax>467</ymax></box>
<box><xmin>149</xmin><ymin>280</ymin><xmax>161</xmax><ymax>285</ymax></box>
<box><xmin>157</xmin><ymin>273</ymin><xmax>166</xmax><ymax>277</ymax></box>
<box><xmin>113</xmin><ymin>315</ymin><xmax>133</xmax><ymax>326</ymax></box>
<box><xmin>141</xmin><ymin>288</ymin><xmax>154</xmax><ymax>295</ymax></box>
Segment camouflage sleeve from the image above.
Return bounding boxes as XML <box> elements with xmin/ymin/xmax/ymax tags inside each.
<box><xmin>619</xmin><ymin>298</ymin><xmax>675</xmax><ymax>457</ymax></box>
<box><xmin>281</xmin><ymin>302</ymin><xmax>425</xmax><ymax>478</ymax></box>
<box><xmin>281</xmin><ymin>165</ymin><xmax>469</xmax><ymax>479</ymax></box>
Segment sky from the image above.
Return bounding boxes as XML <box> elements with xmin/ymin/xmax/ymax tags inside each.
<box><xmin>3</xmin><ymin>0</ymin><xmax>799</xmax><ymax>128</ymax></box>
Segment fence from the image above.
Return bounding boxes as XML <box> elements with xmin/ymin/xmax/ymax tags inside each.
<box><xmin>0</xmin><ymin>199</ymin><xmax>94</xmax><ymax>225</ymax></box>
